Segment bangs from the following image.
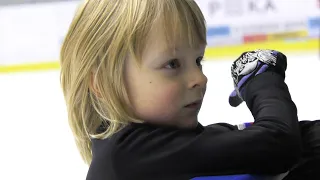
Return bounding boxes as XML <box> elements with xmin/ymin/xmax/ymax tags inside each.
<box><xmin>128</xmin><ymin>0</ymin><xmax>207</xmax><ymax>63</ymax></box>
<box><xmin>160</xmin><ymin>0</ymin><xmax>207</xmax><ymax>50</ymax></box>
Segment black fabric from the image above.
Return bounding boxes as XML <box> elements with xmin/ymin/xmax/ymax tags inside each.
<box><xmin>283</xmin><ymin>120</ymin><xmax>320</xmax><ymax>180</ymax></box>
<box><xmin>86</xmin><ymin>72</ymin><xmax>303</xmax><ymax>180</ymax></box>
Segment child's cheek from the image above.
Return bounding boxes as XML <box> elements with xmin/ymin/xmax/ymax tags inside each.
<box><xmin>154</xmin><ymin>83</ymin><xmax>182</xmax><ymax>111</ymax></box>
<box><xmin>140</xmin><ymin>82</ymin><xmax>183</xmax><ymax>122</ymax></box>
<box><xmin>160</xmin><ymin>84</ymin><xmax>181</xmax><ymax>105</ymax></box>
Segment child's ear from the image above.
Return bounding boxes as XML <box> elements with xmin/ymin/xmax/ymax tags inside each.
<box><xmin>90</xmin><ymin>72</ymin><xmax>102</xmax><ymax>98</ymax></box>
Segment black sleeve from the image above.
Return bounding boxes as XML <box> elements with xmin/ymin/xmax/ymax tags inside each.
<box><xmin>110</xmin><ymin>72</ymin><xmax>302</xmax><ymax>179</ymax></box>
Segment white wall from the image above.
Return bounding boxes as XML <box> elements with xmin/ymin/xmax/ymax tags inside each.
<box><xmin>0</xmin><ymin>53</ymin><xmax>319</xmax><ymax>180</ymax></box>
<box><xmin>0</xmin><ymin>1</ymin><xmax>78</xmax><ymax>65</ymax></box>
<box><xmin>0</xmin><ymin>0</ymin><xmax>318</xmax><ymax>65</ymax></box>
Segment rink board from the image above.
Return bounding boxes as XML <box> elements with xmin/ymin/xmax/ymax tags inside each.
<box><xmin>0</xmin><ymin>38</ymin><xmax>318</xmax><ymax>74</ymax></box>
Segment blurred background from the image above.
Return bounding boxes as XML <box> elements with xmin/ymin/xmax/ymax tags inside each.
<box><xmin>0</xmin><ymin>0</ymin><xmax>319</xmax><ymax>179</ymax></box>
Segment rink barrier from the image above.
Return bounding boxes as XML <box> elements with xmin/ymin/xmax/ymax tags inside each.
<box><xmin>0</xmin><ymin>38</ymin><xmax>318</xmax><ymax>74</ymax></box>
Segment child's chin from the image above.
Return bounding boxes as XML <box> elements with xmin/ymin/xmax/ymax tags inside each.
<box><xmin>179</xmin><ymin>118</ymin><xmax>198</xmax><ymax>129</ymax></box>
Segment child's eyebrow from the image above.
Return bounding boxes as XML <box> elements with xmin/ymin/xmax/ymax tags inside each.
<box><xmin>159</xmin><ymin>46</ymin><xmax>179</xmax><ymax>53</ymax></box>
<box><xmin>146</xmin><ymin>48</ymin><xmax>177</xmax><ymax>64</ymax></box>
<box><xmin>153</xmin><ymin>47</ymin><xmax>179</xmax><ymax>58</ymax></box>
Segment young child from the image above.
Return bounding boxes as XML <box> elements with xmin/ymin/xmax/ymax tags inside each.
<box><xmin>59</xmin><ymin>0</ymin><xmax>319</xmax><ymax>179</ymax></box>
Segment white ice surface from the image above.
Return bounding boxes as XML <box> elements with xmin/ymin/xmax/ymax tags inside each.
<box><xmin>0</xmin><ymin>53</ymin><xmax>319</xmax><ymax>180</ymax></box>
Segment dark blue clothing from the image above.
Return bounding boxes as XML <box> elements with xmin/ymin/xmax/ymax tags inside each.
<box><xmin>86</xmin><ymin>72</ymin><xmax>317</xmax><ymax>180</ymax></box>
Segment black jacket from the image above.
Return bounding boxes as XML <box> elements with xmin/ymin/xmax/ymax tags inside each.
<box><xmin>86</xmin><ymin>72</ymin><xmax>302</xmax><ymax>180</ymax></box>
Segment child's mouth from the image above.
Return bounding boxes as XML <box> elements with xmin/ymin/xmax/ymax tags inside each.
<box><xmin>185</xmin><ymin>100</ymin><xmax>202</xmax><ymax>109</ymax></box>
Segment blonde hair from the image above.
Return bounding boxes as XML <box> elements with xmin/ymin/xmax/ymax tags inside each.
<box><xmin>60</xmin><ymin>0</ymin><xmax>207</xmax><ymax>165</ymax></box>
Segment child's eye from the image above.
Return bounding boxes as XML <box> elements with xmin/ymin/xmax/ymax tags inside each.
<box><xmin>196</xmin><ymin>56</ymin><xmax>204</xmax><ymax>66</ymax></box>
<box><xmin>165</xmin><ymin>59</ymin><xmax>180</xmax><ymax>69</ymax></box>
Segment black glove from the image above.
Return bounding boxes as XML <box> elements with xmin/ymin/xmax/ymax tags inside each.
<box><xmin>228</xmin><ymin>49</ymin><xmax>287</xmax><ymax>107</ymax></box>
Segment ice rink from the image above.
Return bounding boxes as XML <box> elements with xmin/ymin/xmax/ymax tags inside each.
<box><xmin>0</xmin><ymin>52</ymin><xmax>319</xmax><ymax>180</ymax></box>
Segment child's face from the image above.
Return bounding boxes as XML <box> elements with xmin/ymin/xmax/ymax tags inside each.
<box><xmin>125</xmin><ymin>28</ymin><xmax>207</xmax><ymax>128</ymax></box>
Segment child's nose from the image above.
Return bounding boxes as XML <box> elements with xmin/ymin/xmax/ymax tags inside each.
<box><xmin>187</xmin><ymin>68</ymin><xmax>207</xmax><ymax>89</ymax></box>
